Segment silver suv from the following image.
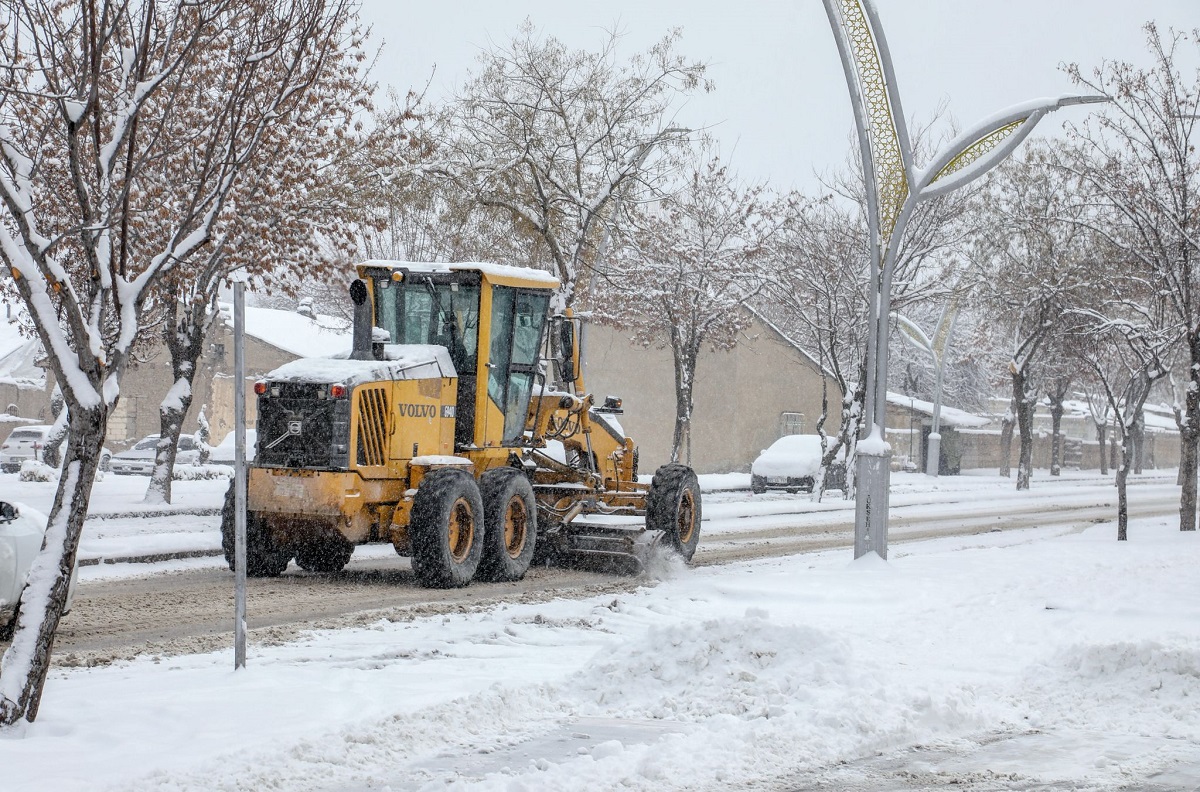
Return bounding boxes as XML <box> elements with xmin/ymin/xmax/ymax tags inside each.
<box><xmin>110</xmin><ymin>434</ymin><xmax>202</xmax><ymax>475</ymax></box>
<box><xmin>0</xmin><ymin>425</ymin><xmax>113</xmax><ymax>474</ymax></box>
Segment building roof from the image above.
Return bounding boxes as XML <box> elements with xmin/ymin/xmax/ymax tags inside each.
<box><xmin>220</xmin><ymin>303</ymin><xmax>352</xmax><ymax>359</ymax></box>
<box><xmin>0</xmin><ymin>308</ymin><xmax>46</xmax><ymax>390</ymax></box>
<box><xmin>886</xmin><ymin>392</ymin><xmax>992</xmax><ymax>428</ymax></box>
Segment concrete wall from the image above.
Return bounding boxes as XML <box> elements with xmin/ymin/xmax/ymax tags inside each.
<box><xmin>582</xmin><ymin>315</ymin><xmax>839</xmax><ymax>474</ymax></box>
<box><xmin>955</xmin><ymin>427</ymin><xmax>1181</xmax><ymax>472</ymax></box>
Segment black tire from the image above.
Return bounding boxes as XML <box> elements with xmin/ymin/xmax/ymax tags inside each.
<box><xmin>220</xmin><ymin>482</ymin><xmax>291</xmax><ymax>577</ymax></box>
<box><xmin>409</xmin><ymin>468</ymin><xmax>485</xmax><ymax>588</ymax></box>
<box><xmin>0</xmin><ymin>604</ymin><xmax>17</xmax><ymax>641</ymax></box>
<box><xmin>295</xmin><ymin>538</ymin><xmax>354</xmax><ymax>573</ymax></box>
<box><xmin>476</xmin><ymin>467</ymin><xmax>537</xmax><ymax>583</ymax></box>
<box><xmin>646</xmin><ymin>463</ymin><xmax>701</xmax><ymax>562</ymax></box>
<box><xmin>750</xmin><ymin>474</ymin><xmax>767</xmax><ymax>494</ymax></box>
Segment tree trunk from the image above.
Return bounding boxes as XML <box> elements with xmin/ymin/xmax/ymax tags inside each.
<box><xmin>0</xmin><ymin>405</ymin><xmax>107</xmax><ymax>724</ymax></box>
<box><xmin>999</xmin><ymin>397</ymin><xmax>1016</xmax><ymax>478</ymax></box>
<box><xmin>144</xmin><ymin>298</ymin><xmax>209</xmax><ymax>504</ymax></box>
<box><xmin>1180</xmin><ymin>332</ymin><xmax>1200</xmax><ymax>531</ymax></box>
<box><xmin>1131</xmin><ymin>420</ymin><xmax>1145</xmax><ymax>475</ymax></box>
<box><xmin>1049</xmin><ymin>395</ymin><xmax>1064</xmax><ymax>477</ymax></box>
<box><xmin>1115</xmin><ymin>445</ymin><xmax>1130</xmax><ymax>541</ymax></box>
<box><xmin>669</xmin><ymin>335</ymin><xmax>697</xmax><ymax>466</ymax></box>
<box><xmin>1096</xmin><ymin>422</ymin><xmax>1108</xmax><ymax>476</ymax></box>
<box><xmin>1013</xmin><ymin>372</ymin><xmax>1035</xmax><ymax>491</ymax></box>
<box><xmin>144</xmin><ymin>376</ymin><xmax>193</xmax><ymax>505</ymax></box>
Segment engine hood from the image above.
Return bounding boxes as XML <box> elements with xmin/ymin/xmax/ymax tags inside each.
<box><xmin>266</xmin><ymin>344</ymin><xmax>457</xmax><ymax>388</ymax></box>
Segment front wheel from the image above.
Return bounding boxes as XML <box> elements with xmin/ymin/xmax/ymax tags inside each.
<box><xmin>646</xmin><ymin>464</ymin><xmax>701</xmax><ymax>562</ymax></box>
<box><xmin>750</xmin><ymin>474</ymin><xmax>767</xmax><ymax>494</ymax></box>
<box><xmin>409</xmin><ymin>468</ymin><xmax>485</xmax><ymax>588</ymax></box>
<box><xmin>476</xmin><ymin>467</ymin><xmax>537</xmax><ymax>582</ymax></box>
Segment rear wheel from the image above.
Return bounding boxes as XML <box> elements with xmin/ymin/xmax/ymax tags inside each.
<box><xmin>220</xmin><ymin>482</ymin><xmax>291</xmax><ymax>577</ymax></box>
<box><xmin>646</xmin><ymin>464</ymin><xmax>701</xmax><ymax>562</ymax></box>
<box><xmin>409</xmin><ymin>468</ymin><xmax>485</xmax><ymax>588</ymax></box>
<box><xmin>476</xmin><ymin>467</ymin><xmax>537</xmax><ymax>582</ymax></box>
<box><xmin>295</xmin><ymin>538</ymin><xmax>353</xmax><ymax>573</ymax></box>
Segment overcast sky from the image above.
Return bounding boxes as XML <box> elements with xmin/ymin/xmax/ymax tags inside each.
<box><xmin>357</xmin><ymin>0</ymin><xmax>1197</xmax><ymax>193</ymax></box>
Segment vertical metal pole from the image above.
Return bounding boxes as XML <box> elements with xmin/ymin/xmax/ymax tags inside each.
<box><xmin>926</xmin><ymin>354</ymin><xmax>944</xmax><ymax>477</ymax></box>
<box><xmin>233</xmin><ymin>281</ymin><xmax>247</xmax><ymax>669</ymax></box>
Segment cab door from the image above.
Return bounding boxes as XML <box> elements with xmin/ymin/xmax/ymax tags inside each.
<box><xmin>485</xmin><ymin>287</ymin><xmax>550</xmax><ymax>444</ymax></box>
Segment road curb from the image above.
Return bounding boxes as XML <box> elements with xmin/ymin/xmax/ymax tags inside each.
<box><xmin>79</xmin><ymin>549</ymin><xmax>224</xmax><ymax>567</ymax></box>
<box><xmin>86</xmin><ymin>507</ymin><xmax>222</xmax><ymax>520</ymax></box>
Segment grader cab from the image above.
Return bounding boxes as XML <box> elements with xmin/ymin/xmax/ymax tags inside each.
<box><xmin>221</xmin><ymin>261</ymin><xmax>700</xmax><ymax>588</ymax></box>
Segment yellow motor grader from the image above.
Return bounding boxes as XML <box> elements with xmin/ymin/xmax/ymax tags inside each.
<box><xmin>220</xmin><ymin>261</ymin><xmax>701</xmax><ymax>588</ymax></box>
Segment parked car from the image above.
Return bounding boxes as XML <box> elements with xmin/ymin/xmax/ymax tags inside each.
<box><xmin>0</xmin><ymin>500</ymin><xmax>77</xmax><ymax>639</ymax></box>
<box><xmin>750</xmin><ymin>434</ymin><xmax>847</xmax><ymax>494</ymax></box>
<box><xmin>0</xmin><ymin>425</ymin><xmax>112</xmax><ymax>474</ymax></box>
<box><xmin>110</xmin><ymin>434</ymin><xmax>203</xmax><ymax>475</ymax></box>
<box><xmin>210</xmin><ymin>429</ymin><xmax>256</xmax><ymax>466</ymax></box>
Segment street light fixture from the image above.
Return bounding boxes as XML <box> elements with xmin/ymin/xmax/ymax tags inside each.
<box><xmin>821</xmin><ymin>0</ymin><xmax>1108</xmax><ymax>559</ymax></box>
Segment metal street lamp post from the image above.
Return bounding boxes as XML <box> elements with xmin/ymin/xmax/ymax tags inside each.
<box><xmin>894</xmin><ymin>304</ymin><xmax>959</xmax><ymax>477</ymax></box>
<box><xmin>821</xmin><ymin>0</ymin><xmax>1108</xmax><ymax>559</ymax></box>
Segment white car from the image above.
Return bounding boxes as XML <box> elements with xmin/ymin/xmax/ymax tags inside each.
<box><xmin>110</xmin><ymin>434</ymin><xmax>203</xmax><ymax>475</ymax></box>
<box><xmin>0</xmin><ymin>425</ymin><xmax>113</xmax><ymax>474</ymax></box>
<box><xmin>0</xmin><ymin>501</ymin><xmax>77</xmax><ymax>639</ymax></box>
<box><xmin>750</xmin><ymin>434</ymin><xmax>847</xmax><ymax>494</ymax></box>
<box><xmin>210</xmin><ymin>429</ymin><xmax>256</xmax><ymax>466</ymax></box>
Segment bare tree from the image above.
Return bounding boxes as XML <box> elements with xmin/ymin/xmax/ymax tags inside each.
<box><xmin>427</xmin><ymin>22</ymin><xmax>710</xmax><ymax>311</ymax></box>
<box><xmin>1063</xmin><ymin>24</ymin><xmax>1200</xmax><ymax>530</ymax></box>
<box><xmin>768</xmin><ymin>198</ymin><xmax>870</xmax><ymax>496</ymax></box>
<box><xmin>973</xmin><ymin>145</ymin><xmax>1095</xmax><ymax>490</ymax></box>
<box><xmin>594</xmin><ymin>142</ymin><xmax>785</xmax><ymax>464</ymax></box>
<box><xmin>1043</xmin><ymin>346</ymin><xmax>1075</xmax><ymax>477</ymax></box>
<box><xmin>1079</xmin><ymin>375</ymin><xmax>1114</xmax><ymax>476</ymax></box>
<box><xmin>0</xmin><ymin>0</ymin><xmax>362</xmax><ymax>725</ymax></box>
<box><xmin>1075</xmin><ymin>302</ymin><xmax>1174</xmax><ymax>539</ymax></box>
<box><xmin>143</xmin><ymin>2</ymin><xmax>372</xmax><ymax>504</ymax></box>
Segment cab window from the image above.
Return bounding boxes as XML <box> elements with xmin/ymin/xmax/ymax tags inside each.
<box><xmin>488</xmin><ymin>287</ymin><xmax>549</xmax><ymax>443</ymax></box>
<box><xmin>373</xmin><ymin>277</ymin><xmax>480</xmax><ymax>375</ymax></box>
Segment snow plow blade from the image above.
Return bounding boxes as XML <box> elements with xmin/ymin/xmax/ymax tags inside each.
<box><xmin>560</xmin><ymin>522</ymin><xmax>671</xmax><ymax>576</ymax></box>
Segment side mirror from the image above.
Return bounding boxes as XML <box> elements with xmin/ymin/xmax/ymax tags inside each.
<box><xmin>0</xmin><ymin>501</ymin><xmax>17</xmax><ymax>522</ymax></box>
<box><xmin>557</xmin><ymin>318</ymin><xmax>581</xmax><ymax>384</ymax></box>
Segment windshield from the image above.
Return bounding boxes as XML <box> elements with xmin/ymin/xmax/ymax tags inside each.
<box><xmin>373</xmin><ymin>276</ymin><xmax>480</xmax><ymax>374</ymax></box>
<box><xmin>133</xmin><ymin>437</ymin><xmax>159</xmax><ymax>451</ymax></box>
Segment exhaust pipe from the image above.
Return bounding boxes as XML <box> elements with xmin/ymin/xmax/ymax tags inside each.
<box><xmin>350</xmin><ymin>279</ymin><xmax>373</xmax><ymax>361</ymax></box>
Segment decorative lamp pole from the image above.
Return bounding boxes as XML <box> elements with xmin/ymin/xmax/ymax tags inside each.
<box><xmin>894</xmin><ymin>302</ymin><xmax>959</xmax><ymax>476</ymax></box>
<box><xmin>821</xmin><ymin>0</ymin><xmax>1107</xmax><ymax>559</ymax></box>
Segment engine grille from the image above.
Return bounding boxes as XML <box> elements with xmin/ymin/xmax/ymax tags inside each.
<box><xmin>356</xmin><ymin>386</ymin><xmax>390</xmax><ymax>467</ymax></box>
<box><xmin>256</xmin><ymin>393</ymin><xmax>350</xmax><ymax>469</ymax></box>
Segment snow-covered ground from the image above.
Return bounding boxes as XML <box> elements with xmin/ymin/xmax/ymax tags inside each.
<box><xmin>1</xmin><ymin>470</ymin><xmax>1198</xmax><ymax>790</ymax></box>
